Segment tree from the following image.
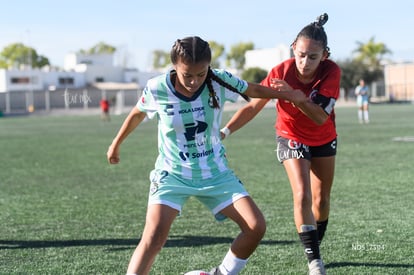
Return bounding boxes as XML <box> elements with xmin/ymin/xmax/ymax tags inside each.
<box><xmin>336</xmin><ymin>59</ymin><xmax>366</xmax><ymax>100</ymax></box>
<box><xmin>226</xmin><ymin>42</ymin><xmax>254</xmax><ymax>70</ymax></box>
<box><xmin>354</xmin><ymin>37</ymin><xmax>391</xmax><ymax>68</ymax></box>
<box><xmin>0</xmin><ymin>43</ymin><xmax>50</xmax><ymax>69</ymax></box>
<box><xmin>241</xmin><ymin>67</ymin><xmax>268</xmax><ymax>83</ymax></box>
<box><xmin>208</xmin><ymin>40</ymin><xmax>225</xmax><ymax>69</ymax></box>
<box><xmin>353</xmin><ymin>37</ymin><xmax>391</xmax><ymax>81</ymax></box>
<box><xmin>78</xmin><ymin>42</ymin><xmax>116</xmax><ymax>54</ymax></box>
<box><xmin>337</xmin><ymin>37</ymin><xmax>391</xmax><ymax>99</ymax></box>
<box><xmin>152</xmin><ymin>50</ymin><xmax>170</xmax><ymax>69</ymax></box>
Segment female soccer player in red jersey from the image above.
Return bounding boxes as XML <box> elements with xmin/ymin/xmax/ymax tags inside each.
<box><xmin>222</xmin><ymin>13</ymin><xmax>340</xmax><ymax>275</ymax></box>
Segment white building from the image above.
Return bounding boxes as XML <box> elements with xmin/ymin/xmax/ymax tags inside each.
<box><xmin>0</xmin><ymin>46</ymin><xmax>294</xmax><ymax>114</ymax></box>
<box><xmin>244</xmin><ymin>44</ymin><xmax>291</xmax><ymax>72</ymax></box>
<box><xmin>0</xmin><ymin>51</ymin><xmax>165</xmax><ymax>114</ymax></box>
<box><xmin>64</xmin><ymin>53</ymin><xmax>124</xmax><ymax>84</ymax></box>
<box><xmin>0</xmin><ymin>68</ymin><xmax>44</xmax><ymax>93</ymax></box>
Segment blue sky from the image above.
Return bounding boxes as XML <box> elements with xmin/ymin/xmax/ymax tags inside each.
<box><xmin>1</xmin><ymin>0</ymin><xmax>413</xmax><ymax>70</ymax></box>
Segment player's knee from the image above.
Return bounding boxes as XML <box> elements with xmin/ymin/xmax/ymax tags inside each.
<box><xmin>254</xmin><ymin>219</ymin><xmax>267</xmax><ymax>239</ymax></box>
<box><xmin>246</xmin><ymin>217</ymin><xmax>266</xmax><ymax>241</ymax></box>
<box><xmin>294</xmin><ymin>191</ymin><xmax>313</xmax><ymax>210</ymax></box>
<box><xmin>141</xmin><ymin>234</ymin><xmax>168</xmax><ymax>253</ymax></box>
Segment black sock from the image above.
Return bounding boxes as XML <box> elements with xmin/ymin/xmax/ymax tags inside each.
<box><xmin>299</xmin><ymin>230</ymin><xmax>321</xmax><ymax>262</ymax></box>
<box><xmin>317</xmin><ymin>219</ymin><xmax>329</xmax><ymax>244</ymax></box>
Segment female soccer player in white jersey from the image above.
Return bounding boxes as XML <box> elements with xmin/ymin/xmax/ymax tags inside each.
<box><xmin>107</xmin><ymin>36</ymin><xmax>307</xmax><ymax>275</ymax></box>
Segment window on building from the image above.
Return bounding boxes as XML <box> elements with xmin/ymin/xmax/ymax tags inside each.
<box><xmin>95</xmin><ymin>77</ymin><xmax>104</xmax><ymax>82</ymax></box>
<box><xmin>11</xmin><ymin>77</ymin><xmax>30</xmax><ymax>84</ymax></box>
<box><xmin>58</xmin><ymin>77</ymin><xmax>75</xmax><ymax>85</ymax></box>
<box><xmin>79</xmin><ymin>60</ymin><xmax>93</xmax><ymax>65</ymax></box>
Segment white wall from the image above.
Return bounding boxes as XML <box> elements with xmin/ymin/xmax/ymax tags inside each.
<box><xmin>74</xmin><ymin>64</ymin><xmax>124</xmax><ymax>84</ymax></box>
<box><xmin>42</xmin><ymin>71</ymin><xmax>86</xmax><ymax>89</ymax></box>
<box><xmin>64</xmin><ymin>53</ymin><xmax>114</xmax><ymax>71</ymax></box>
<box><xmin>245</xmin><ymin>44</ymin><xmax>291</xmax><ymax>72</ymax></box>
<box><xmin>0</xmin><ymin>69</ymin><xmax>43</xmax><ymax>92</ymax></box>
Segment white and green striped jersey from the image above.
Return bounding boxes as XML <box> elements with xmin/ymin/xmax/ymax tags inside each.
<box><xmin>137</xmin><ymin>68</ymin><xmax>248</xmax><ymax>180</ymax></box>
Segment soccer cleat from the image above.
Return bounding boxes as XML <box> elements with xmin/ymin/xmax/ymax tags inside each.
<box><xmin>209</xmin><ymin>267</ymin><xmax>224</xmax><ymax>275</ymax></box>
<box><xmin>308</xmin><ymin>259</ymin><xmax>326</xmax><ymax>275</ymax></box>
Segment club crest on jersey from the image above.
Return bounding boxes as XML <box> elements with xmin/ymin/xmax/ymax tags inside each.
<box><xmin>309</xmin><ymin>89</ymin><xmax>319</xmax><ymax>100</ymax></box>
<box><xmin>288</xmin><ymin>139</ymin><xmax>302</xmax><ymax>150</ymax></box>
<box><xmin>208</xmin><ymin>95</ymin><xmax>219</xmax><ymax>108</ymax></box>
<box><xmin>150</xmin><ymin>182</ymin><xmax>158</xmax><ymax>194</ymax></box>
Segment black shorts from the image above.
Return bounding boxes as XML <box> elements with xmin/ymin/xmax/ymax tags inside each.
<box><xmin>276</xmin><ymin>136</ymin><xmax>337</xmax><ymax>162</ymax></box>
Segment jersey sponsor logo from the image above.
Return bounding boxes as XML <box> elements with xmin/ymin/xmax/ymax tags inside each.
<box><xmin>184</xmin><ymin>135</ymin><xmax>220</xmax><ymax>149</ymax></box>
<box><xmin>178</xmin><ymin>106</ymin><xmax>205</xmax><ymax>114</ymax></box>
<box><xmin>163</xmin><ymin>106</ymin><xmax>206</xmax><ymax>116</ymax></box>
<box><xmin>179</xmin><ymin>151</ymin><xmax>190</xmax><ymax>161</ymax></box>
<box><xmin>179</xmin><ymin>148</ymin><xmax>214</xmax><ymax>161</ymax></box>
<box><xmin>192</xmin><ymin>148</ymin><xmax>213</xmax><ymax>158</ymax></box>
<box><xmin>184</xmin><ymin>120</ymin><xmax>208</xmax><ymax>141</ymax></box>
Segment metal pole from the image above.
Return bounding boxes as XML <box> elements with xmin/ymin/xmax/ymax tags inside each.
<box><xmin>83</xmin><ymin>89</ymin><xmax>88</xmax><ymax>109</ymax></box>
<box><xmin>45</xmin><ymin>89</ymin><xmax>50</xmax><ymax>112</ymax></box>
<box><xmin>5</xmin><ymin>91</ymin><xmax>11</xmax><ymax>113</ymax></box>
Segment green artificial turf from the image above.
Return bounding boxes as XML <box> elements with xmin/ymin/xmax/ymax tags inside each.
<box><xmin>1</xmin><ymin>103</ymin><xmax>413</xmax><ymax>274</ymax></box>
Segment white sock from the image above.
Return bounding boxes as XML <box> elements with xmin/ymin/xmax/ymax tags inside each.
<box><xmin>358</xmin><ymin>110</ymin><xmax>363</xmax><ymax>121</ymax></box>
<box><xmin>363</xmin><ymin>110</ymin><xmax>369</xmax><ymax>122</ymax></box>
<box><xmin>219</xmin><ymin>249</ymin><xmax>248</xmax><ymax>275</ymax></box>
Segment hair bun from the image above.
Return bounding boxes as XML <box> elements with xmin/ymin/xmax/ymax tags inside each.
<box><xmin>315</xmin><ymin>13</ymin><xmax>328</xmax><ymax>27</ymax></box>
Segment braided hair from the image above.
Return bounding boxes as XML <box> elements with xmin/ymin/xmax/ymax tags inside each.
<box><xmin>170</xmin><ymin>36</ymin><xmax>249</xmax><ymax>109</ymax></box>
<box><xmin>292</xmin><ymin>13</ymin><xmax>331</xmax><ymax>57</ymax></box>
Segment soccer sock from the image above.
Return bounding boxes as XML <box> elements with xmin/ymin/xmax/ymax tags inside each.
<box><xmin>363</xmin><ymin>110</ymin><xmax>369</xmax><ymax>122</ymax></box>
<box><xmin>317</xmin><ymin>219</ymin><xmax>329</xmax><ymax>244</ymax></box>
<box><xmin>218</xmin><ymin>249</ymin><xmax>248</xmax><ymax>275</ymax></box>
<box><xmin>298</xmin><ymin>225</ymin><xmax>321</xmax><ymax>263</ymax></box>
<box><xmin>358</xmin><ymin>110</ymin><xmax>363</xmax><ymax>121</ymax></box>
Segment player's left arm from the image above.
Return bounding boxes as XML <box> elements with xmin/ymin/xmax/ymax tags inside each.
<box><xmin>296</xmin><ymin>94</ymin><xmax>333</xmax><ymax>125</ymax></box>
<box><xmin>296</xmin><ymin>67</ymin><xmax>341</xmax><ymax>125</ymax></box>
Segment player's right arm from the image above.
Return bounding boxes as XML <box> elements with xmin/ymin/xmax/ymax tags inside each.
<box><xmin>107</xmin><ymin>107</ymin><xmax>147</xmax><ymax>164</ymax></box>
<box><xmin>222</xmin><ymin>98</ymin><xmax>269</xmax><ymax>138</ymax></box>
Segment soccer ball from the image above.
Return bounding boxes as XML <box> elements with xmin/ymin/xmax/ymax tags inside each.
<box><xmin>183</xmin><ymin>271</ymin><xmax>210</xmax><ymax>275</ymax></box>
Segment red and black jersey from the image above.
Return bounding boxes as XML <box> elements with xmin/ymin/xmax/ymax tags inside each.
<box><xmin>261</xmin><ymin>58</ymin><xmax>341</xmax><ymax>146</ymax></box>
